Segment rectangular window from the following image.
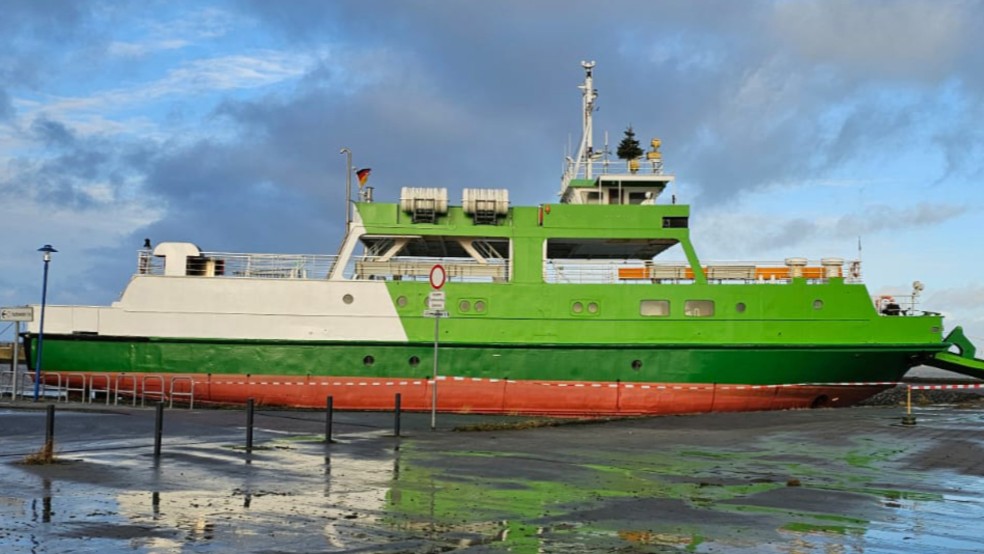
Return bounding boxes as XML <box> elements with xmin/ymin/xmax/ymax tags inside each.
<box><xmin>640</xmin><ymin>300</ymin><xmax>670</xmax><ymax>317</ymax></box>
<box><xmin>685</xmin><ymin>300</ymin><xmax>715</xmax><ymax>317</ymax></box>
<box><xmin>662</xmin><ymin>216</ymin><xmax>689</xmax><ymax>228</ymax></box>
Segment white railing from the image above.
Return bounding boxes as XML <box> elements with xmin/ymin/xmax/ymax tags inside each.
<box><xmin>350</xmin><ymin>256</ymin><xmax>508</xmax><ymax>283</ymax></box>
<box><xmin>544</xmin><ymin>259</ymin><xmax>863</xmax><ymax>285</ymax></box>
<box><xmin>138</xmin><ymin>249</ymin><xmax>508</xmax><ymax>283</ymax></box>
<box><xmin>544</xmin><ymin>260</ymin><xmax>624</xmax><ymax>284</ymax></box>
<box><xmin>564</xmin><ymin>157</ymin><xmax>666</xmax><ymax>185</ymax></box>
<box><xmin>138</xmin><ymin>251</ymin><xmax>339</xmax><ymax>280</ymax></box>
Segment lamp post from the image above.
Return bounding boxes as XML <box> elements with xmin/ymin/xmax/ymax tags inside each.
<box><xmin>339</xmin><ymin>147</ymin><xmax>352</xmax><ymax>230</ymax></box>
<box><xmin>33</xmin><ymin>244</ymin><xmax>57</xmax><ymax>402</ymax></box>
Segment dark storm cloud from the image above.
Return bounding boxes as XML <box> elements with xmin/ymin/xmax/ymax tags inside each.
<box><xmin>6</xmin><ymin>0</ymin><xmax>984</xmax><ymax>310</ymax></box>
<box><xmin>231</xmin><ymin>0</ymin><xmax>984</xmax><ymax>206</ymax></box>
<box><xmin>2</xmin><ymin>115</ymin><xmax>147</xmax><ymax>209</ymax></box>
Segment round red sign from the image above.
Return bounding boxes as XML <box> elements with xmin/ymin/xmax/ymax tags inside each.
<box><xmin>429</xmin><ymin>264</ymin><xmax>446</xmax><ymax>289</ymax></box>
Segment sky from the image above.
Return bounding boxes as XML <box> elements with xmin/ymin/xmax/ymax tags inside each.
<box><xmin>1</xmin><ymin>0</ymin><xmax>982</xmax><ymax>345</ymax></box>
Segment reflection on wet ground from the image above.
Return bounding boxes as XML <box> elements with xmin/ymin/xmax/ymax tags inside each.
<box><xmin>1</xmin><ymin>405</ymin><xmax>984</xmax><ymax>552</ymax></box>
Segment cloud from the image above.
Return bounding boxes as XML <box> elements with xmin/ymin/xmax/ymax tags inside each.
<box><xmin>924</xmin><ymin>284</ymin><xmax>984</xmax><ymax>341</ymax></box>
<box><xmin>4</xmin><ymin>0</ymin><xmax>984</xmax><ymax>320</ymax></box>
<box><xmin>695</xmin><ymin>201</ymin><xmax>970</xmax><ymax>256</ymax></box>
<box><xmin>773</xmin><ymin>0</ymin><xmax>968</xmax><ymax>80</ymax></box>
<box><xmin>0</xmin><ymin>89</ymin><xmax>12</xmax><ymax>121</ymax></box>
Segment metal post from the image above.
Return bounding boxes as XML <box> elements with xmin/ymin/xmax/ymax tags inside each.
<box><xmin>33</xmin><ymin>247</ymin><xmax>56</xmax><ymax>402</ymax></box>
<box><xmin>340</xmin><ymin>148</ymin><xmax>352</xmax><ymax>230</ymax></box>
<box><xmin>246</xmin><ymin>398</ymin><xmax>255</xmax><ymax>453</ymax></box>
<box><xmin>902</xmin><ymin>385</ymin><xmax>917</xmax><ymax>426</ymax></box>
<box><xmin>154</xmin><ymin>402</ymin><xmax>164</xmax><ymax>458</ymax></box>
<box><xmin>431</xmin><ymin>316</ymin><xmax>439</xmax><ymax>430</ymax></box>
<box><xmin>11</xmin><ymin>321</ymin><xmax>19</xmax><ymax>400</ymax></box>
<box><xmin>44</xmin><ymin>404</ymin><xmax>55</xmax><ymax>452</ymax></box>
<box><xmin>325</xmin><ymin>395</ymin><xmax>333</xmax><ymax>443</ymax></box>
<box><xmin>394</xmin><ymin>393</ymin><xmax>402</xmax><ymax>437</ymax></box>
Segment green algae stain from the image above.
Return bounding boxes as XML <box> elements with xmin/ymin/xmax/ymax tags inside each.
<box><xmin>782</xmin><ymin>522</ymin><xmax>865</xmax><ymax>535</ymax></box>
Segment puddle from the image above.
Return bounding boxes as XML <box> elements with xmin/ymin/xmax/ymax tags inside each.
<box><xmin>1</xmin><ymin>406</ymin><xmax>983</xmax><ymax>552</ymax></box>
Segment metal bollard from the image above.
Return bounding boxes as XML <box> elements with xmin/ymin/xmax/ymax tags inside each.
<box><xmin>154</xmin><ymin>402</ymin><xmax>164</xmax><ymax>458</ymax></box>
<box><xmin>246</xmin><ymin>398</ymin><xmax>255</xmax><ymax>453</ymax></box>
<box><xmin>44</xmin><ymin>404</ymin><xmax>55</xmax><ymax>455</ymax></box>
<box><xmin>394</xmin><ymin>393</ymin><xmax>402</xmax><ymax>437</ymax></box>
<box><xmin>325</xmin><ymin>396</ymin><xmax>334</xmax><ymax>443</ymax></box>
<box><xmin>901</xmin><ymin>385</ymin><xmax>917</xmax><ymax>426</ymax></box>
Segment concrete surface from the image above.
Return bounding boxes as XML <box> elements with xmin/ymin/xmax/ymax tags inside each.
<box><xmin>2</xmin><ymin>400</ymin><xmax>984</xmax><ymax>553</ymax></box>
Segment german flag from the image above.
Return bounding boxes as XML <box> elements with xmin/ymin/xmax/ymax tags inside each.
<box><xmin>356</xmin><ymin>168</ymin><xmax>371</xmax><ymax>188</ymax></box>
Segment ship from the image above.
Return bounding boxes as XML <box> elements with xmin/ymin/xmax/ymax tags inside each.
<box><xmin>20</xmin><ymin>62</ymin><xmax>984</xmax><ymax>415</ymax></box>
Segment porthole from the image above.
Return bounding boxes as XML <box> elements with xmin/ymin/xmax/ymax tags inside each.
<box><xmin>459</xmin><ymin>300</ymin><xmax>471</xmax><ymax>312</ymax></box>
<box><xmin>572</xmin><ymin>301</ymin><xmax>584</xmax><ymax>314</ymax></box>
<box><xmin>342</xmin><ymin>294</ymin><xmax>354</xmax><ymax>305</ymax></box>
<box><xmin>474</xmin><ymin>300</ymin><xmax>486</xmax><ymax>313</ymax></box>
<box><xmin>409</xmin><ymin>356</ymin><xmax>420</xmax><ymax>367</ymax></box>
<box><xmin>396</xmin><ymin>295</ymin><xmax>408</xmax><ymax>307</ymax></box>
<box><xmin>813</xmin><ymin>299</ymin><xmax>824</xmax><ymax>310</ymax></box>
<box><xmin>736</xmin><ymin>302</ymin><xmax>746</xmax><ymax>313</ymax></box>
<box><xmin>363</xmin><ymin>355</ymin><xmax>375</xmax><ymax>366</ymax></box>
<box><xmin>587</xmin><ymin>302</ymin><xmax>599</xmax><ymax>314</ymax></box>
<box><xmin>631</xmin><ymin>360</ymin><xmax>643</xmax><ymax>370</ymax></box>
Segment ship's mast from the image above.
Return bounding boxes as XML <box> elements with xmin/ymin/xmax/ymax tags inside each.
<box><xmin>579</xmin><ymin>60</ymin><xmax>597</xmax><ymax>179</ymax></box>
<box><xmin>561</xmin><ymin>60</ymin><xmax>597</xmax><ymax>196</ymax></box>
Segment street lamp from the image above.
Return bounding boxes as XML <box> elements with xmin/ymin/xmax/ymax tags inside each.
<box><xmin>339</xmin><ymin>147</ymin><xmax>352</xmax><ymax>230</ymax></box>
<box><xmin>33</xmin><ymin>244</ymin><xmax>57</xmax><ymax>402</ymax></box>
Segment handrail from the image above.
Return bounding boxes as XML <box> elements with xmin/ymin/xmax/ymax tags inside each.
<box><xmin>40</xmin><ymin>373</ymin><xmax>65</xmax><ymax>401</ymax></box>
<box><xmin>546</xmin><ymin>259</ymin><xmax>859</xmax><ymax>285</ymax></box>
<box><xmin>62</xmin><ymin>373</ymin><xmax>88</xmax><ymax>403</ymax></box>
<box><xmin>114</xmin><ymin>374</ymin><xmax>138</xmax><ymax>406</ymax></box>
<box><xmin>141</xmin><ymin>375</ymin><xmax>166</xmax><ymax>406</ymax></box>
<box><xmin>0</xmin><ymin>369</ymin><xmax>13</xmax><ymax>399</ymax></box>
<box><xmin>89</xmin><ymin>373</ymin><xmax>112</xmax><ymax>405</ymax></box>
<box><xmin>169</xmin><ymin>377</ymin><xmax>195</xmax><ymax>409</ymax></box>
<box><xmin>137</xmin><ymin>250</ymin><xmax>338</xmax><ymax>280</ymax></box>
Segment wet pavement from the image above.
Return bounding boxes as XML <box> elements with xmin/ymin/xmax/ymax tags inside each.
<box><xmin>2</xmin><ymin>400</ymin><xmax>984</xmax><ymax>553</ymax></box>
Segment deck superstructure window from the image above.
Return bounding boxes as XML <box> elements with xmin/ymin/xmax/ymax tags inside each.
<box><xmin>685</xmin><ymin>300</ymin><xmax>715</xmax><ymax>317</ymax></box>
<box><xmin>640</xmin><ymin>300</ymin><xmax>670</xmax><ymax>316</ymax></box>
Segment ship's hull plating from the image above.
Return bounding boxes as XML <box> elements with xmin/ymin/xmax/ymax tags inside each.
<box><xmin>28</xmin><ymin>335</ymin><xmax>923</xmax><ymax>415</ymax></box>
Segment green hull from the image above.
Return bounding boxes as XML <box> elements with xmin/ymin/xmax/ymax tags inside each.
<box><xmin>28</xmin><ymin>334</ymin><xmax>933</xmax><ymax>386</ymax></box>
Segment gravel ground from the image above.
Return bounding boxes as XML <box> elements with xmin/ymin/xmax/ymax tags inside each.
<box><xmin>858</xmin><ymin>384</ymin><xmax>984</xmax><ymax>406</ymax></box>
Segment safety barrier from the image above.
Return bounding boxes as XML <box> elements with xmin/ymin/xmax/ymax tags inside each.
<box><xmin>141</xmin><ymin>375</ymin><xmax>166</xmax><ymax>407</ymax></box>
<box><xmin>114</xmin><ymin>374</ymin><xmax>139</xmax><ymax>406</ymax></box>
<box><xmin>0</xmin><ymin>369</ymin><xmax>29</xmax><ymax>399</ymax></box>
<box><xmin>169</xmin><ymin>377</ymin><xmax>195</xmax><ymax>408</ymax></box>
<box><xmin>62</xmin><ymin>373</ymin><xmax>88</xmax><ymax>403</ymax></box>
<box><xmin>89</xmin><ymin>374</ymin><xmax>112</xmax><ymax>405</ymax></box>
<box><xmin>40</xmin><ymin>373</ymin><xmax>66</xmax><ymax>401</ymax></box>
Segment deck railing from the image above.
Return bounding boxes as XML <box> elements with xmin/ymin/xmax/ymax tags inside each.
<box><xmin>138</xmin><ymin>251</ymin><xmax>339</xmax><ymax>280</ymax></box>
<box><xmin>545</xmin><ymin>259</ymin><xmax>863</xmax><ymax>285</ymax></box>
<box><xmin>138</xmin><ymin>251</ymin><xmax>508</xmax><ymax>283</ymax></box>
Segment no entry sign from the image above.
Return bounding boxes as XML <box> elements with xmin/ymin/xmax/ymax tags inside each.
<box><xmin>429</xmin><ymin>264</ymin><xmax>446</xmax><ymax>290</ymax></box>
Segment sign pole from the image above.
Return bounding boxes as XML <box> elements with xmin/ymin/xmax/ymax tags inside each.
<box><xmin>11</xmin><ymin>321</ymin><xmax>19</xmax><ymax>400</ymax></box>
<box><xmin>431</xmin><ymin>314</ymin><xmax>439</xmax><ymax>430</ymax></box>
<box><xmin>425</xmin><ymin>264</ymin><xmax>447</xmax><ymax>431</ymax></box>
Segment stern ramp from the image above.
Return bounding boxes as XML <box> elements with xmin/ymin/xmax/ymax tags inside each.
<box><xmin>925</xmin><ymin>327</ymin><xmax>984</xmax><ymax>379</ymax></box>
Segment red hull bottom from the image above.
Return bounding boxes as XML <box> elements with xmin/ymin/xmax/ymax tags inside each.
<box><xmin>44</xmin><ymin>372</ymin><xmax>892</xmax><ymax>416</ymax></box>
